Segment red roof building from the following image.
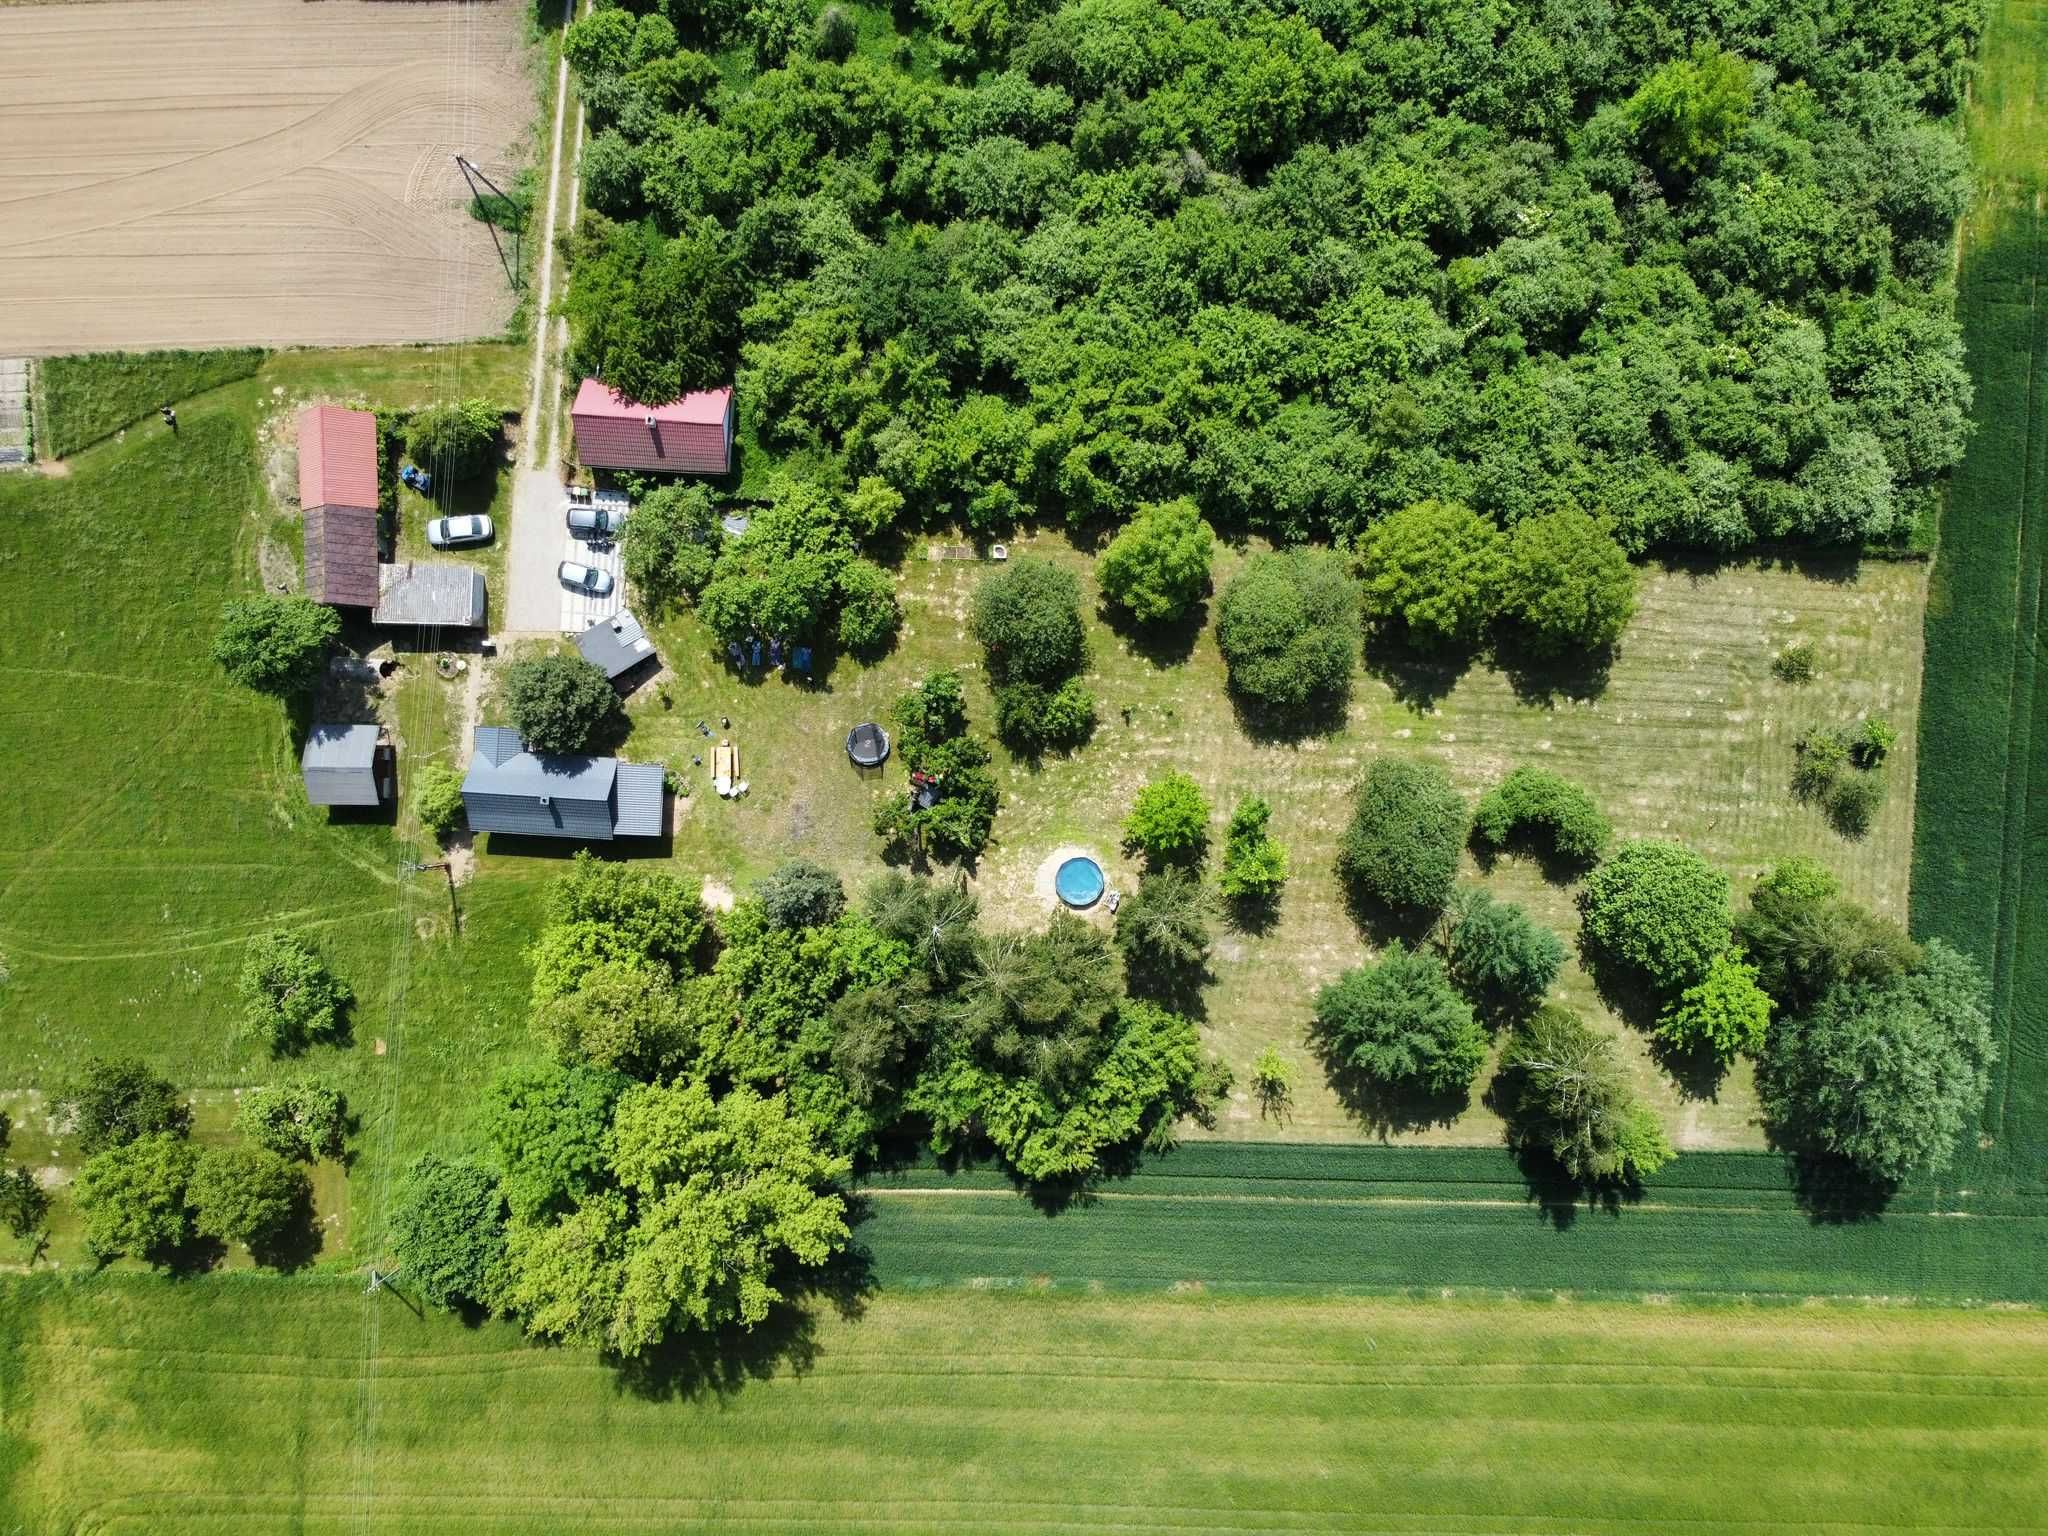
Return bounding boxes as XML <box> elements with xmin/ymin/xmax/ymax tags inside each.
<box><xmin>570</xmin><ymin>379</ymin><xmax>734</xmax><ymax>475</ymax></box>
<box><xmin>298</xmin><ymin>405</ymin><xmax>380</xmax><ymax>608</ymax></box>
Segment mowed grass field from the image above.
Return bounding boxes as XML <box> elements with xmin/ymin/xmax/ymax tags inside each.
<box><xmin>1912</xmin><ymin>0</ymin><xmax>2048</xmax><ymax>1199</ymax></box>
<box><xmin>0</xmin><ymin>342</ymin><xmax>548</xmax><ymax>1268</ymax></box>
<box><xmin>611</xmin><ymin>536</ymin><xmax>1924</xmax><ymax>1151</ymax></box>
<box><xmin>3</xmin><ymin>1278</ymin><xmax>2043</xmax><ymax>1535</ymax></box>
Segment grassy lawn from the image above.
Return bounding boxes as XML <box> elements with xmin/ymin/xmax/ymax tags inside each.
<box><xmin>615</xmin><ymin>533</ymin><xmax>1925</xmax><ymax>1152</ymax></box>
<box><xmin>3</xmin><ymin>1278</ymin><xmax>2042</xmax><ymax>1532</ymax></box>
<box><xmin>33</xmin><ymin>348</ymin><xmax>265</xmax><ymax>460</ymax></box>
<box><xmin>1912</xmin><ymin>0</ymin><xmax>2048</xmax><ymax>1198</ymax></box>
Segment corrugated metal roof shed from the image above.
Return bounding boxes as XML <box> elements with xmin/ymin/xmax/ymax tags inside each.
<box><xmin>304</xmin><ymin>504</ymin><xmax>380</xmax><ymax>608</ymax></box>
<box><xmin>372</xmin><ymin>563</ymin><xmax>486</xmax><ymax>628</ymax></box>
<box><xmin>576</xmin><ymin>611</ymin><xmax>657</xmax><ymax>680</ymax></box>
<box><xmin>300</xmin><ymin>723</ymin><xmax>382</xmax><ymax>807</ymax></box>
<box><xmin>298</xmin><ymin>405</ymin><xmax>379</xmax><ymax>512</ymax></box>
<box><xmin>571</xmin><ymin>378</ymin><xmax>733</xmax><ymax>475</ymax></box>
<box><xmin>612</xmin><ymin>762</ymin><xmax>667</xmax><ymax>837</ymax></box>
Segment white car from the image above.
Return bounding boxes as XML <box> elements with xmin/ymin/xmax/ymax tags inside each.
<box><xmin>558</xmin><ymin>560</ymin><xmax>614</xmax><ymax>596</ymax></box>
<box><xmin>426</xmin><ymin>513</ymin><xmax>494</xmax><ymax>548</ymax></box>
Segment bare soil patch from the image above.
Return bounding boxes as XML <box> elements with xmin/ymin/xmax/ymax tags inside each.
<box><xmin>0</xmin><ymin>0</ymin><xmax>534</xmax><ymax>354</ymax></box>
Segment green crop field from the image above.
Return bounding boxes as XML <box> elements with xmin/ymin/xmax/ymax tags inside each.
<box><xmin>1911</xmin><ymin>0</ymin><xmax>2048</xmax><ymax>1199</ymax></box>
<box><xmin>3</xmin><ymin>1277</ymin><xmax>2043</xmax><ymax>1534</ymax></box>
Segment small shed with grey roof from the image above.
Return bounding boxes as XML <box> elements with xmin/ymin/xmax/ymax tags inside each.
<box><xmin>301</xmin><ymin>723</ymin><xmax>388</xmax><ymax>807</ymax></box>
<box><xmin>373</xmin><ymin>562</ymin><xmax>487</xmax><ymax>628</ymax></box>
<box><xmin>462</xmin><ymin>726</ymin><xmax>665</xmax><ymax>841</ymax></box>
<box><xmin>577</xmin><ymin>611</ymin><xmax>658</xmax><ymax>681</ymax></box>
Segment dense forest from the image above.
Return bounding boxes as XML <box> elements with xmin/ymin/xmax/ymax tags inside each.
<box><xmin>562</xmin><ymin>0</ymin><xmax>1980</xmax><ymax>552</ymax></box>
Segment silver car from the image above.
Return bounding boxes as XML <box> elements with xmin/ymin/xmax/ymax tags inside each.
<box><xmin>566</xmin><ymin>502</ymin><xmax>624</xmax><ymax>537</ymax></box>
<box><xmin>558</xmin><ymin>560</ymin><xmax>614</xmax><ymax>596</ymax></box>
<box><xmin>427</xmin><ymin>513</ymin><xmax>494</xmax><ymax>548</ymax></box>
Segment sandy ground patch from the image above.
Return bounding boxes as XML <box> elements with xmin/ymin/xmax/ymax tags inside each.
<box><xmin>0</xmin><ymin>0</ymin><xmax>533</xmax><ymax>353</ymax></box>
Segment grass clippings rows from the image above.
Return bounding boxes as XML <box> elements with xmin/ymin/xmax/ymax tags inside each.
<box><xmin>34</xmin><ymin>348</ymin><xmax>265</xmax><ymax>460</ymax></box>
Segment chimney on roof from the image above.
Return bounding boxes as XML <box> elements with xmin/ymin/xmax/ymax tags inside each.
<box><xmin>644</xmin><ymin>414</ymin><xmax>657</xmax><ymax>430</ymax></box>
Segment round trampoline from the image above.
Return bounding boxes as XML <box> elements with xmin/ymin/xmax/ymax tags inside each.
<box><xmin>846</xmin><ymin>722</ymin><xmax>890</xmax><ymax>768</ymax></box>
<box><xmin>1054</xmin><ymin>855</ymin><xmax>1106</xmax><ymax>909</ymax></box>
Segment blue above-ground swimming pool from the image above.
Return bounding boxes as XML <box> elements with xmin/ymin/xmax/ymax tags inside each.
<box><xmin>1055</xmin><ymin>855</ymin><xmax>1106</xmax><ymax>909</ymax></box>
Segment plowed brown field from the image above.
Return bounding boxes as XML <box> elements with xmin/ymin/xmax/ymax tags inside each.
<box><xmin>0</xmin><ymin>0</ymin><xmax>532</xmax><ymax>353</ymax></box>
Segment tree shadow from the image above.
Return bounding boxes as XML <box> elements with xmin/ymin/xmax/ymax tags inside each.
<box><xmin>1467</xmin><ymin>827</ymin><xmax>1598</xmax><ymax>887</ymax></box>
<box><xmin>1362</xmin><ymin>634</ymin><xmax>1475</xmax><ymax>714</ymax></box>
<box><xmin>247</xmin><ymin>1185</ymin><xmax>325</xmax><ymax>1273</ymax></box>
<box><xmin>1221</xmin><ymin>892</ymin><xmax>1282</xmax><ymax>937</ymax></box>
<box><xmin>1103</xmin><ymin>598</ymin><xmax>1208</xmax><ymax>669</ymax></box>
<box><xmin>1121</xmin><ymin>954</ymin><xmax>1211</xmax><ymax>1019</ymax></box>
<box><xmin>1573</xmin><ymin>940</ymin><xmax>1666</xmax><ymax>1034</ymax></box>
<box><xmin>606</xmin><ymin>1236</ymin><xmax>877</xmax><ymax>1403</ymax></box>
<box><xmin>1646</xmin><ymin>1031</ymin><xmax>1732</xmax><ymax>1104</ymax></box>
<box><xmin>1493</xmin><ymin>641</ymin><xmax>1616</xmax><ymax>709</ymax></box>
<box><xmin>1226</xmin><ymin>685</ymin><xmax>1351</xmax><ymax>745</ymax></box>
<box><xmin>154</xmin><ymin>1233</ymin><xmax>228</xmax><ymax>1278</ymax></box>
<box><xmin>1339</xmin><ymin>879</ymin><xmax>1438</xmax><ymax>949</ymax></box>
<box><xmin>1780</xmin><ymin>1151</ymin><xmax>1897</xmax><ymax>1224</ymax></box>
<box><xmin>1306</xmin><ymin>1014</ymin><xmax>1471</xmax><ymax>1137</ymax></box>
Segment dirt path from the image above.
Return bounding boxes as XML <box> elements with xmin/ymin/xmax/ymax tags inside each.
<box><xmin>0</xmin><ymin>0</ymin><xmax>532</xmax><ymax>352</ymax></box>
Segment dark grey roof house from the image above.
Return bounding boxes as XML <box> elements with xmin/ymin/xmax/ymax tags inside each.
<box><xmin>373</xmin><ymin>562</ymin><xmax>487</xmax><ymax>628</ymax></box>
<box><xmin>462</xmin><ymin>726</ymin><xmax>664</xmax><ymax>840</ymax></box>
<box><xmin>301</xmin><ymin>723</ymin><xmax>388</xmax><ymax>807</ymax></box>
<box><xmin>576</xmin><ymin>611</ymin><xmax>658</xmax><ymax>681</ymax></box>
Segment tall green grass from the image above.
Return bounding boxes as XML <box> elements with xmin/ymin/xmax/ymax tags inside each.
<box><xmin>35</xmin><ymin>347</ymin><xmax>265</xmax><ymax>459</ymax></box>
<box><xmin>858</xmin><ymin>1142</ymin><xmax>2048</xmax><ymax>1302</ymax></box>
<box><xmin>1910</xmin><ymin>0</ymin><xmax>2048</xmax><ymax>1197</ymax></box>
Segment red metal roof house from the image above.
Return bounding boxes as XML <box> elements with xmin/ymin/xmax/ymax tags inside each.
<box><xmin>570</xmin><ymin>379</ymin><xmax>734</xmax><ymax>476</ymax></box>
<box><xmin>298</xmin><ymin>404</ymin><xmax>381</xmax><ymax>609</ymax></box>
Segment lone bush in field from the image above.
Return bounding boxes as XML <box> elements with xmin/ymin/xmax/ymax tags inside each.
<box><xmin>1251</xmin><ymin>1047</ymin><xmax>1297</xmax><ymax>1119</ymax></box>
<box><xmin>1219</xmin><ymin>795</ymin><xmax>1289</xmax><ymax>902</ymax></box>
<box><xmin>188</xmin><ymin>1144</ymin><xmax>308</xmax><ymax>1255</ymax></box>
<box><xmin>237</xmin><ymin>932</ymin><xmax>353</xmax><ymax>1055</ymax></box>
<box><xmin>1337</xmin><ymin>759</ymin><xmax>1465</xmax><ymax>916</ymax></box>
<box><xmin>212</xmin><ymin>596</ymin><xmax>339</xmax><ymax>697</ymax></box>
<box><xmin>1497</xmin><ymin>1007</ymin><xmax>1674</xmax><ymax>1183</ymax></box>
<box><xmin>1314</xmin><ymin>942</ymin><xmax>1486</xmax><ymax>1096</ymax></box>
<box><xmin>1123</xmin><ymin>771</ymin><xmax>1211</xmax><ymax>863</ymax></box>
<box><xmin>391</xmin><ymin>1154</ymin><xmax>510</xmax><ymax>1312</ymax></box>
<box><xmin>1759</xmin><ymin>940</ymin><xmax>1995</xmax><ymax>1181</ymax></box>
<box><xmin>403</xmin><ymin>398</ymin><xmax>500</xmax><ymax>481</ymax></box>
<box><xmin>836</xmin><ymin>558</ymin><xmax>902</xmax><ymax>656</ymax></box>
<box><xmin>501</xmin><ymin>653</ymin><xmax>624</xmax><ymax>754</ymax></box>
<box><xmin>233</xmin><ymin>1076</ymin><xmax>348</xmax><ymax>1161</ymax></box>
<box><xmin>971</xmin><ymin>557</ymin><xmax>1086</xmax><ymax>684</ymax></box>
<box><xmin>1443</xmin><ymin>889</ymin><xmax>1565</xmax><ymax>1018</ymax></box>
<box><xmin>1500</xmin><ymin>508</ymin><xmax>1637</xmax><ymax>654</ymax></box>
<box><xmin>1576</xmin><ymin>839</ymin><xmax>1731</xmax><ymax>994</ymax></box>
<box><xmin>1472</xmin><ymin>767</ymin><xmax>1611</xmax><ymax>865</ymax></box>
<box><xmin>1215</xmin><ymin>548</ymin><xmax>1358</xmax><ymax>713</ymax></box>
<box><xmin>56</xmin><ymin>1058</ymin><xmax>189</xmax><ymax>1156</ymax></box>
<box><xmin>1098</xmin><ymin>498</ymin><xmax>1214</xmax><ymax>624</ymax></box>
<box><xmin>1656</xmin><ymin>949</ymin><xmax>1773</xmax><ymax>1060</ymax></box>
<box><xmin>1357</xmin><ymin>499</ymin><xmax>1506</xmax><ymax>650</ymax></box>
<box><xmin>1772</xmin><ymin>642</ymin><xmax>1818</xmax><ymax>683</ymax></box>
<box><xmin>412</xmin><ymin>763</ymin><xmax>466</xmax><ymax>845</ymax></box>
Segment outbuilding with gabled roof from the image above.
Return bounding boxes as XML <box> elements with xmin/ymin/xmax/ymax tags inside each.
<box><xmin>462</xmin><ymin>726</ymin><xmax>665</xmax><ymax>841</ymax></box>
